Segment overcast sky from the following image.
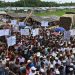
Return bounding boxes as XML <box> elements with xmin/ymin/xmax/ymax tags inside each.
<box><xmin>1</xmin><ymin>0</ymin><xmax>75</xmax><ymax>3</ymax></box>
<box><xmin>41</xmin><ymin>0</ymin><xmax>75</xmax><ymax>3</ymax></box>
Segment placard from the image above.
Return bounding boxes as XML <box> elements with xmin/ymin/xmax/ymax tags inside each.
<box><xmin>64</xmin><ymin>31</ymin><xmax>70</xmax><ymax>41</ymax></box>
<box><xmin>41</xmin><ymin>21</ymin><xmax>48</xmax><ymax>27</ymax></box>
<box><xmin>0</xmin><ymin>30</ymin><xmax>4</xmax><ymax>36</ymax></box>
<box><xmin>2</xmin><ymin>18</ymin><xmax>7</xmax><ymax>22</ymax></box>
<box><xmin>4</xmin><ymin>29</ymin><xmax>10</xmax><ymax>36</ymax></box>
<box><xmin>32</xmin><ymin>28</ymin><xmax>39</xmax><ymax>36</ymax></box>
<box><xmin>7</xmin><ymin>36</ymin><xmax>16</xmax><ymax>47</ymax></box>
<box><xmin>70</xmin><ymin>29</ymin><xmax>75</xmax><ymax>36</ymax></box>
<box><xmin>11</xmin><ymin>20</ymin><xmax>17</xmax><ymax>25</ymax></box>
<box><xmin>20</xmin><ymin>29</ymin><xmax>30</xmax><ymax>36</ymax></box>
<box><xmin>19</xmin><ymin>22</ymin><xmax>26</xmax><ymax>26</ymax></box>
<box><xmin>0</xmin><ymin>29</ymin><xmax>10</xmax><ymax>36</ymax></box>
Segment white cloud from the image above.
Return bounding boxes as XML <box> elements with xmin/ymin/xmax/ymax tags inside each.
<box><xmin>1</xmin><ymin>0</ymin><xmax>75</xmax><ymax>3</ymax></box>
<box><xmin>41</xmin><ymin>0</ymin><xmax>75</xmax><ymax>3</ymax></box>
<box><xmin>1</xmin><ymin>0</ymin><xmax>18</xmax><ymax>2</ymax></box>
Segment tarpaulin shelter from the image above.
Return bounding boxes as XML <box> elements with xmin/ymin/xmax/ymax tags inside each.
<box><xmin>54</xmin><ymin>27</ymin><xmax>65</xmax><ymax>32</ymax></box>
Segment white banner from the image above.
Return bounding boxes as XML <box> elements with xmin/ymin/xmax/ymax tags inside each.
<box><xmin>64</xmin><ymin>31</ymin><xmax>70</xmax><ymax>41</ymax></box>
<box><xmin>0</xmin><ymin>30</ymin><xmax>4</xmax><ymax>36</ymax></box>
<box><xmin>0</xmin><ymin>29</ymin><xmax>10</xmax><ymax>36</ymax></box>
<box><xmin>7</xmin><ymin>36</ymin><xmax>16</xmax><ymax>47</ymax></box>
<box><xmin>20</xmin><ymin>29</ymin><xmax>30</xmax><ymax>36</ymax></box>
<box><xmin>2</xmin><ymin>18</ymin><xmax>8</xmax><ymax>22</ymax></box>
<box><xmin>41</xmin><ymin>21</ymin><xmax>48</xmax><ymax>27</ymax></box>
<box><xmin>70</xmin><ymin>29</ymin><xmax>75</xmax><ymax>36</ymax></box>
<box><xmin>32</xmin><ymin>28</ymin><xmax>39</xmax><ymax>36</ymax></box>
<box><xmin>4</xmin><ymin>29</ymin><xmax>10</xmax><ymax>36</ymax></box>
<box><xmin>19</xmin><ymin>22</ymin><xmax>26</xmax><ymax>26</ymax></box>
<box><xmin>11</xmin><ymin>20</ymin><xmax>17</xmax><ymax>25</ymax></box>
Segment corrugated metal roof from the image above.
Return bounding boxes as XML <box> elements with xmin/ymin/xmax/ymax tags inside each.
<box><xmin>43</xmin><ymin>15</ymin><xmax>59</xmax><ymax>22</ymax></box>
<box><xmin>0</xmin><ymin>11</ymin><xmax>7</xmax><ymax>15</ymax></box>
<box><xmin>7</xmin><ymin>12</ymin><xmax>27</xmax><ymax>18</ymax></box>
<box><xmin>31</xmin><ymin>15</ymin><xmax>59</xmax><ymax>22</ymax></box>
<box><xmin>31</xmin><ymin>15</ymin><xmax>44</xmax><ymax>22</ymax></box>
<box><xmin>63</xmin><ymin>14</ymin><xmax>75</xmax><ymax>17</ymax></box>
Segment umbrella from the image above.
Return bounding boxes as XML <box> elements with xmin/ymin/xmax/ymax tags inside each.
<box><xmin>54</xmin><ymin>27</ymin><xmax>65</xmax><ymax>32</ymax></box>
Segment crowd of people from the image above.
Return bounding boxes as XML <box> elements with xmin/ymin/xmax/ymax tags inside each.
<box><xmin>0</xmin><ymin>26</ymin><xmax>75</xmax><ymax>75</ymax></box>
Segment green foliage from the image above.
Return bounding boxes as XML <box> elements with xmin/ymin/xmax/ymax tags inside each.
<box><xmin>35</xmin><ymin>9</ymin><xmax>75</xmax><ymax>16</ymax></box>
<box><xmin>0</xmin><ymin>0</ymin><xmax>74</xmax><ymax>7</ymax></box>
<box><xmin>0</xmin><ymin>0</ymin><xmax>59</xmax><ymax>7</ymax></box>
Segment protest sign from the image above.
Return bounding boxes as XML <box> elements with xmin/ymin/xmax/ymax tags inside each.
<box><xmin>64</xmin><ymin>31</ymin><xmax>70</xmax><ymax>41</ymax></box>
<box><xmin>0</xmin><ymin>30</ymin><xmax>4</xmax><ymax>36</ymax></box>
<box><xmin>70</xmin><ymin>29</ymin><xmax>75</xmax><ymax>36</ymax></box>
<box><xmin>7</xmin><ymin>36</ymin><xmax>16</xmax><ymax>47</ymax></box>
<box><xmin>19</xmin><ymin>22</ymin><xmax>26</xmax><ymax>26</ymax></box>
<box><xmin>2</xmin><ymin>18</ymin><xmax>7</xmax><ymax>22</ymax></box>
<box><xmin>20</xmin><ymin>29</ymin><xmax>30</xmax><ymax>36</ymax></box>
<box><xmin>32</xmin><ymin>28</ymin><xmax>39</xmax><ymax>36</ymax></box>
<box><xmin>0</xmin><ymin>29</ymin><xmax>10</xmax><ymax>36</ymax></box>
<box><xmin>11</xmin><ymin>20</ymin><xmax>17</xmax><ymax>25</ymax></box>
<box><xmin>4</xmin><ymin>29</ymin><xmax>10</xmax><ymax>36</ymax></box>
<box><xmin>41</xmin><ymin>21</ymin><xmax>48</xmax><ymax>27</ymax></box>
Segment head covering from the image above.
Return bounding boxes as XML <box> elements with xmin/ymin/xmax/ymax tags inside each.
<box><xmin>62</xmin><ymin>60</ymin><xmax>66</xmax><ymax>63</ymax></box>
<box><xmin>6</xmin><ymin>58</ymin><xmax>10</xmax><ymax>61</ymax></box>
<box><xmin>27</xmin><ymin>60</ymin><xmax>31</xmax><ymax>63</ymax></box>
<box><xmin>40</xmin><ymin>68</ymin><xmax>44</xmax><ymax>73</ymax></box>
<box><xmin>73</xmin><ymin>48</ymin><xmax>75</xmax><ymax>54</ymax></box>
<box><xmin>69</xmin><ymin>68</ymin><xmax>73</xmax><ymax>71</ymax></box>
<box><xmin>0</xmin><ymin>59</ymin><xmax>2</xmax><ymax>62</ymax></box>
<box><xmin>37</xmin><ymin>52</ymin><xmax>40</xmax><ymax>57</ymax></box>
<box><xmin>50</xmin><ymin>65</ymin><xmax>54</xmax><ymax>68</ymax></box>
<box><xmin>55</xmin><ymin>70</ymin><xmax>60</xmax><ymax>75</ymax></box>
<box><xmin>31</xmin><ymin>66</ymin><xmax>36</xmax><ymax>71</ymax></box>
<box><xmin>70</xmin><ymin>63</ymin><xmax>73</xmax><ymax>66</ymax></box>
<box><xmin>55</xmin><ymin>57</ymin><xmax>58</xmax><ymax>60</ymax></box>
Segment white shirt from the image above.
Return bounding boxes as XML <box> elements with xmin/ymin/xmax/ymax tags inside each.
<box><xmin>18</xmin><ymin>57</ymin><xmax>25</xmax><ymax>63</ymax></box>
<box><xmin>29</xmin><ymin>71</ymin><xmax>36</xmax><ymax>75</ymax></box>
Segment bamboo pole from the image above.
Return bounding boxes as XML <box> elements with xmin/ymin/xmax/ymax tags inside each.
<box><xmin>24</xmin><ymin>11</ymin><xmax>33</xmax><ymax>22</ymax></box>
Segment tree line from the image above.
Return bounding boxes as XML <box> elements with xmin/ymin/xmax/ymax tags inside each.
<box><xmin>0</xmin><ymin>0</ymin><xmax>75</xmax><ymax>7</ymax></box>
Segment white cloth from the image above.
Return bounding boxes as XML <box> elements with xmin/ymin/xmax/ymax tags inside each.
<box><xmin>29</xmin><ymin>71</ymin><xmax>36</xmax><ymax>75</ymax></box>
<box><xmin>18</xmin><ymin>57</ymin><xmax>25</xmax><ymax>63</ymax></box>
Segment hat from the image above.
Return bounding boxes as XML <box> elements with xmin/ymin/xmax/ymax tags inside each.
<box><xmin>0</xmin><ymin>59</ymin><xmax>2</xmax><ymax>62</ymax></box>
<box><xmin>27</xmin><ymin>60</ymin><xmax>31</xmax><ymax>63</ymax></box>
<box><xmin>62</xmin><ymin>60</ymin><xmax>66</xmax><ymax>63</ymax></box>
<box><xmin>37</xmin><ymin>52</ymin><xmax>40</xmax><ymax>57</ymax></box>
<box><xmin>50</xmin><ymin>65</ymin><xmax>54</xmax><ymax>68</ymax></box>
<box><xmin>69</xmin><ymin>68</ymin><xmax>73</xmax><ymax>71</ymax></box>
<box><xmin>73</xmin><ymin>48</ymin><xmax>75</xmax><ymax>54</ymax></box>
<box><xmin>55</xmin><ymin>70</ymin><xmax>60</xmax><ymax>74</ymax></box>
<box><xmin>31</xmin><ymin>66</ymin><xmax>36</xmax><ymax>71</ymax></box>
<box><xmin>71</xmin><ymin>55</ymin><xmax>74</xmax><ymax>58</ymax></box>
<box><xmin>40</xmin><ymin>68</ymin><xmax>44</xmax><ymax>73</ymax></box>
<box><xmin>60</xmin><ymin>54</ymin><xmax>63</xmax><ymax>57</ymax></box>
<box><xmin>70</xmin><ymin>63</ymin><xmax>73</xmax><ymax>66</ymax></box>
<box><xmin>55</xmin><ymin>57</ymin><xmax>58</xmax><ymax>60</ymax></box>
<box><xmin>43</xmin><ymin>56</ymin><xmax>46</xmax><ymax>59</ymax></box>
<box><xmin>40</xmin><ymin>55</ymin><xmax>43</xmax><ymax>58</ymax></box>
<box><xmin>68</xmin><ymin>41</ymin><xmax>71</xmax><ymax>44</ymax></box>
<box><xmin>6</xmin><ymin>58</ymin><xmax>10</xmax><ymax>61</ymax></box>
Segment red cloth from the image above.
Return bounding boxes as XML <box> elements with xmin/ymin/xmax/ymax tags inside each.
<box><xmin>51</xmin><ymin>32</ymin><xmax>60</xmax><ymax>36</ymax></box>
